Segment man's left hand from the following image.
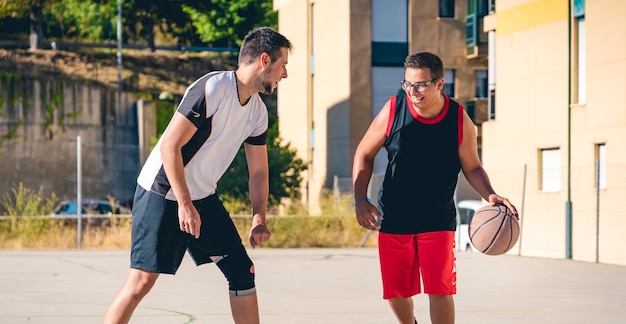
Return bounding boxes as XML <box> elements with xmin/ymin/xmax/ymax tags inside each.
<box><xmin>249</xmin><ymin>217</ymin><xmax>271</xmax><ymax>248</ymax></box>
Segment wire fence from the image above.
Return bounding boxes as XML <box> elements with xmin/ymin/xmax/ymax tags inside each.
<box><xmin>0</xmin><ymin>137</ymin><xmax>141</xmax><ymax>210</ymax></box>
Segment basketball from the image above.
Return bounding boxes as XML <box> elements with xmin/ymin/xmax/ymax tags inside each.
<box><xmin>468</xmin><ymin>204</ymin><xmax>519</xmax><ymax>255</ymax></box>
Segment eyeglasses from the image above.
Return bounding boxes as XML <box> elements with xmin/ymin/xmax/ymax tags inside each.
<box><xmin>401</xmin><ymin>77</ymin><xmax>442</xmax><ymax>92</ymax></box>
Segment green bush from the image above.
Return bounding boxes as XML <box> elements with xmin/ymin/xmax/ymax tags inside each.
<box><xmin>1</xmin><ymin>182</ymin><xmax>58</xmax><ymax>217</ymax></box>
<box><xmin>0</xmin><ymin>182</ymin><xmax>58</xmax><ymax>241</ymax></box>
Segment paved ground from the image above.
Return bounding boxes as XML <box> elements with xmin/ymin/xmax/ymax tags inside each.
<box><xmin>1</xmin><ymin>248</ymin><xmax>625</xmax><ymax>324</ymax></box>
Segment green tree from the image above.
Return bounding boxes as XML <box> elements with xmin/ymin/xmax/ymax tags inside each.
<box><xmin>104</xmin><ymin>0</ymin><xmax>255</xmax><ymax>52</ymax></box>
<box><xmin>0</xmin><ymin>0</ymin><xmax>53</xmax><ymax>49</ymax></box>
<box><xmin>45</xmin><ymin>0</ymin><xmax>115</xmax><ymax>41</ymax></box>
<box><xmin>182</xmin><ymin>0</ymin><xmax>277</xmax><ymax>48</ymax></box>
<box><xmin>43</xmin><ymin>0</ymin><xmax>192</xmax><ymax>50</ymax></box>
<box><xmin>2</xmin><ymin>0</ymin><xmax>278</xmax><ymax>51</ymax></box>
<box><xmin>124</xmin><ymin>0</ymin><xmax>165</xmax><ymax>51</ymax></box>
<box><xmin>218</xmin><ymin>112</ymin><xmax>307</xmax><ymax>205</ymax></box>
<box><xmin>118</xmin><ymin>0</ymin><xmax>208</xmax><ymax>51</ymax></box>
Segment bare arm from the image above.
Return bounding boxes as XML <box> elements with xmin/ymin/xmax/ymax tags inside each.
<box><xmin>160</xmin><ymin>111</ymin><xmax>203</xmax><ymax>237</ymax></box>
<box><xmin>244</xmin><ymin>142</ymin><xmax>271</xmax><ymax>248</ymax></box>
<box><xmin>459</xmin><ymin>111</ymin><xmax>519</xmax><ymax>216</ymax></box>
<box><xmin>352</xmin><ymin>100</ymin><xmax>390</xmax><ymax>230</ymax></box>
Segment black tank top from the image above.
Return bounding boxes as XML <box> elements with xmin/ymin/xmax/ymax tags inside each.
<box><xmin>378</xmin><ymin>93</ymin><xmax>463</xmax><ymax>234</ymax></box>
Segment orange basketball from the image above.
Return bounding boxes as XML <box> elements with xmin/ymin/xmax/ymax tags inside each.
<box><xmin>468</xmin><ymin>204</ymin><xmax>519</xmax><ymax>255</ymax></box>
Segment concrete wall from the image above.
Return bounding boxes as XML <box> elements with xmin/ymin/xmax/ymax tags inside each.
<box><xmin>0</xmin><ymin>74</ymin><xmax>143</xmax><ymax>206</ymax></box>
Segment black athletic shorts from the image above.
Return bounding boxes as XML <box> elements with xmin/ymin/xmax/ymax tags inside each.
<box><xmin>130</xmin><ymin>185</ymin><xmax>247</xmax><ymax>274</ymax></box>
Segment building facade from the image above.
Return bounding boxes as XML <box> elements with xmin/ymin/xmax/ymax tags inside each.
<box><xmin>274</xmin><ymin>0</ymin><xmax>487</xmax><ymax>213</ymax></box>
<box><xmin>274</xmin><ymin>0</ymin><xmax>626</xmax><ymax>264</ymax></box>
<box><xmin>482</xmin><ymin>0</ymin><xmax>626</xmax><ymax>265</ymax></box>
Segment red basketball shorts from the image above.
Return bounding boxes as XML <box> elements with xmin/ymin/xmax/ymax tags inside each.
<box><xmin>378</xmin><ymin>231</ymin><xmax>456</xmax><ymax>299</ymax></box>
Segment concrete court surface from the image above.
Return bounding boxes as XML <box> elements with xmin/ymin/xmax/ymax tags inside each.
<box><xmin>1</xmin><ymin>248</ymin><xmax>625</xmax><ymax>324</ymax></box>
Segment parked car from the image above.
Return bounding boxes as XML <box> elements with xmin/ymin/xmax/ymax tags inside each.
<box><xmin>51</xmin><ymin>199</ymin><xmax>131</xmax><ymax>216</ymax></box>
<box><xmin>456</xmin><ymin>199</ymin><xmax>483</xmax><ymax>252</ymax></box>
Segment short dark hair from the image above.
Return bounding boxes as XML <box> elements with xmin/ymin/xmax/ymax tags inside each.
<box><xmin>238</xmin><ymin>27</ymin><xmax>292</xmax><ymax>65</ymax></box>
<box><xmin>404</xmin><ymin>52</ymin><xmax>444</xmax><ymax>79</ymax></box>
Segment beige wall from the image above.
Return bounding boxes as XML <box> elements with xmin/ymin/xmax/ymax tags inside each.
<box><xmin>571</xmin><ymin>0</ymin><xmax>626</xmax><ymax>264</ymax></box>
<box><xmin>274</xmin><ymin>0</ymin><xmax>313</xmax><ymax>208</ymax></box>
<box><xmin>348</xmin><ymin>0</ymin><xmax>373</xmax><ymax>181</ymax></box>
<box><xmin>276</xmin><ymin>0</ymin><xmax>366</xmax><ymax>214</ymax></box>
<box><xmin>483</xmin><ymin>0</ymin><xmax>626</xmax><ymax>265</ymax></box>
<box><xmin>485</xmin><ymin>0</ymin><xmax>570</xmax><ymax>258</ymax></box>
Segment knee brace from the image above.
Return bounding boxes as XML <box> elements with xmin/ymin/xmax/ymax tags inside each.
<box><xmin>213</xmin><ymin>251</ymin><xmax>256</xmax><ymax>297</ymax></box>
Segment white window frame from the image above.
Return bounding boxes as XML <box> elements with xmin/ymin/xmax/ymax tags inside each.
<box><xmin>541</xmin><ymin>148</ymin><xmax>561</xmax><ymax>192</ymax></box>
<box><xmin>576</xmin><ymin>17</ymin><xmax>586</xmax><ymax>104</ymax></box>
<box><xmin>596</xmin><ymin>143</ymin><xmax>606</xmax><ymax>190</ymax></box>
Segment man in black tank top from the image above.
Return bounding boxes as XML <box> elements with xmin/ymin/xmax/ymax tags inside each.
<box><xmin>353</xmin><ymin>52</ymin><xmax>518</xmax><ymax>324</ymax></box>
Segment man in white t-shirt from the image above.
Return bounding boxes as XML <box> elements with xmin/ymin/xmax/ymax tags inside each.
<box><xmin>103</xmin><ymin>27</ymin><xmax>291</xmax><ymax>324</ymax></box>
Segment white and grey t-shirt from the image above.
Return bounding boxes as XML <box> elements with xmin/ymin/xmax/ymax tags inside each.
<box><xmin>137</xmin><ymin>71</ymin><xmax>268</xmax><ymax>201</ymax></box>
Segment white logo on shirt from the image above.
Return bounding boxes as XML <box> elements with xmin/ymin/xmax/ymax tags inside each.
<box><xmin>192</xmin><ymin>111</ymin><xmax>200</xmax><ymax>118</ymax></box>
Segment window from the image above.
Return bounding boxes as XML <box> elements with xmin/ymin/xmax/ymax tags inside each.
<box><xmin>442</xmin><ymin>69</ymin><xmax>456</xmax><ymax>97</ymax></box>
<box><xmin>595</xmin><ymin>143</ymin><xmax>606</xmax><ymax>190</ymax></box>
<box><xmin>466</xmin><ymin>16</ymin><xmax>477</xmax><ymax>48</ymax></box>
<box><xmin>310</xmin><ymin>3</ymin><xmax>315</xmax><ymax>75</ymax></box>
<box><xmin>488</xmin><ymin>88</ymin><xmax>495</xmax><ymax>119</ymax></box>
<box><xmin>440</xmin><ymin>0</ymin><xmax>455</xmax><ymax>18</ymax></box>
<box><xmin>310</xmin><ymin>2</ymin><xmax>315</xmax><ymax>151</ymax></box>
<box><xmin>465</xmin><ymin>100</ymin><xmax>476</xmax><ymax>122</ymax></box>
<box><xmin>541</xmin><ymin>149</ymin><xmax>561</xmax><ymax>192</ymax></box>
<box><xmin>372</xmin><ymin>0</ymin><xmax>407</xmax><ymax>42</ymax></box>
<box><xmin>574</xmin><ymin>0</ymin><xmax>585</xmax><ymax>104</ymax></box>
<box><xmin>476</xmin><ymin>0</ymin><xmax>488</xmax><ymax>16</ymax></box>
<box><xmin>574</xmin><ymin>0</ymin><xmax>585</xmax><ymax>17</ymax></box>
<box><xmin>372</xmin><ymin>0</ymin><xmax>408</xmax><ymax>66</ymax></box>
<box><xmin>372</xmin><ymin>67</ymin><xmax>405</xmax><ymax>116</ymax></box>
<box><xmin>475</xmin><ymin>70</ymin><xmax>488</xmax><ymax>98</ymax></box>
<box><xmin>575</xmin><ymin>18</ymin><xmax>586</xmax><ymax>104</ymax></box>
<box><xmin>466</xmin><ymin>0</ymin><xmax>489</xmax><ymax>55</ymax></box>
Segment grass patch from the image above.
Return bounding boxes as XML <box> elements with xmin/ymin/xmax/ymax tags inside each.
<box><xmin>0</xmin><ymin>184</ymin><xmax>377</xmax><ymax>249</ymax></box>
<box><xmin>0</xmin><ymin>215</ymin><xmax>377</xmax><ymax>249</ymax></box>
<box><xmin>235</xmin><ymin>216</ymin><xmax>377</xmax><ymax>248</ymax></box>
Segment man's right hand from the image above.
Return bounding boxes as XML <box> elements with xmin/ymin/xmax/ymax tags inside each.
<box><xmin>355</xmin><ymin>200</ymin><xmax>383</xmax><ymax>231</ymax></box>
<box><xmin>178</xmin><ymin>202</ymin><xmax>201</xmax><ymax>238</ymax></box>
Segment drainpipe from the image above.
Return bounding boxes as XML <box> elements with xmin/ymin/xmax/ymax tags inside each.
<box><xmin>565</xmin><ymin>0</ymin><xmax>573</xmax><ymax>259</ymax></box>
